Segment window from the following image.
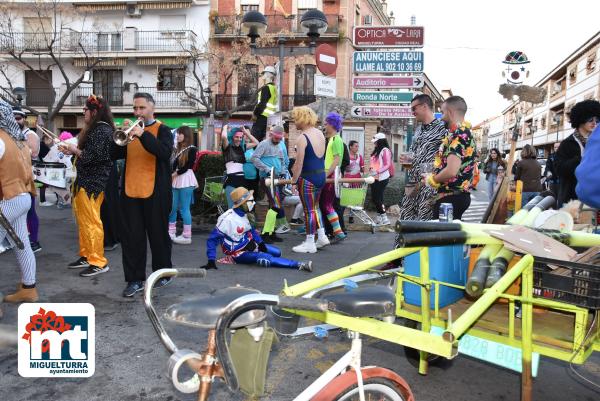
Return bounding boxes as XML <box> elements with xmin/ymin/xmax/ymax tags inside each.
<box><xmin>393</xmin><ymin>143</ymin><xmax>399</xmax><ymax>162</ymax></box>
<box><xmin>568</xmin><ymin>67</ymin><xmax>577</xmax><ymax>85</ymax></box>
<box><xmin>295</xmin><ymin>65</ymin><xmax>316</xmax><ymax>104</ymax></box>
<box><xmin>93</xmin><ymin>69</ymin><xmax>123</xmax><ymax>106</ymax></box>
<box><xmin>540</xmin><ymin>114</ymin><xmax>547</xmax><ymax>130</ymax></box>
<box><xmin>98</xmin><ymin>33</ymin><xmax>122</xmax><ymax>51</ymax></box>
<box><xmin>241</xmin><ymin>5</ymin><xmax>259</xmax><ymax>12</ymax></box>
<box><xmin>586</xmin><ymin>51</ymin><xmax>596</xmax><ymax>74</ymax></box>
<box><xmin>238</xmin><ymin>65</ymin><xmax>258</xmax><ymax>107</ymax></box>
<box><xmin>157</xmin><ymin>68</ymin><xmax>185</xmax><ymax>91</ymax></box>
<box><xmin>25</xmin><ymin>70</ymin><xmax>53</xmax><ymax>107</ymax></box>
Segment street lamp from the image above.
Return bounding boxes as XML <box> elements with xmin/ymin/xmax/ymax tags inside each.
<box><xmin>553</xmin><ymin>114</ymin><xmax>562</xmax><ymax>142</ymax></box>
<box><xmin>12</xmin><ymin>86</ymin><xmax>26</xmax><ymax>105</ymax></box>
<box><xmin>241</xmin><ymin>10</ymin><xmax>267</xmax><ymax>48</ymax></box>
<box><xmin>241</xmin><ymin>9</ymin><xmax>329</xmax><ymax>118</ymax></box>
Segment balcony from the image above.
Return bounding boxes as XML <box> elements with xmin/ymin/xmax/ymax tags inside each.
<box><xmin>0</xmin><ymin>30</ymin><xmax>197</xmax><ymax>54</ymax></box>
<box><xmin>281</xmin><ymin>94</ymin><xmax>316</xmax><ymax>111</ymax></box>
<box><xmin>71</xmin><ymin>86</ymin><xmax>123</xmax><ymax>107</ymax></box>
<box><xmin>136</xmin><ymin>87</ymin><xmax>198</xmax><ymax>108</ymax></box>
<box><xmin>214</xmin><ymin>94</ymin><xmax>255</xmax><ymax>112</ymax></box>
<box><xmin>213</xmin><ymin>14</ymin><xmax>339</xmax><ymax>37</ymax></box>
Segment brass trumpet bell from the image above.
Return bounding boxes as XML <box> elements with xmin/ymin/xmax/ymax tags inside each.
<box><xmin>114</xmin><ymin>119</ymin><xmax>144</xmax><ymax>146</ymax></box>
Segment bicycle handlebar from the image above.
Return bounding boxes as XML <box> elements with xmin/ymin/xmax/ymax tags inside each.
<box><xmin>144</xmin><ymin>268</ymin><xmax>208</xmax><ymax>354</ymax></box>
<box><xmin>215</xmin><ymin>294</ymin><xmax>334</xmax><ymax>392</ymax></box>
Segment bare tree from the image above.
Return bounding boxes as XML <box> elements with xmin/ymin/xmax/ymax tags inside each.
<box><xmin>0</xmin><ymin>0</ymin><xmax>103</xmax><ymax>129</ymax></box>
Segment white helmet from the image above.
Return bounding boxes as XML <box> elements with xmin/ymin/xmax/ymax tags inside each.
<box><xmin>261</xmin><ymin>66</ymin><xmax>277</xmax><ymax>76</ymax></box>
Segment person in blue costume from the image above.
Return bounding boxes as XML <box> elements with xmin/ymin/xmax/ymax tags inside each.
<box><xmin>199</xmin><ymin>187</ymin><xmax>312</xmax><ymax>272</ymax></box>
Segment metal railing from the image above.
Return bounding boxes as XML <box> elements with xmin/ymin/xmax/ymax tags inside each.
<box><xmin>71</xmin><ymin>86</ymin><xmax>123</xmax><ymax>106</ymax></box>
<box><xmin>213</xmin><ymin>14</ymin><xmax>339</xmax><ymax>36</ymax></box>
<box><xmin>214</xmin><ymin>94</ymin><xmax>255</xmax><ymax>112</ymax></box>
<box><xmin>0</xmin><ymin>30</ymin><xmax>197</xmax><ymax>53</ymax></box>
<box><xmin>136</xmin><ymin>87</ymin><xmax>197</xmax><ymax>107</ymax></box>
<box><xmin>281</xmin><ymin>94</ymin><xmax>316</xmax><ymax>111</ymax></box>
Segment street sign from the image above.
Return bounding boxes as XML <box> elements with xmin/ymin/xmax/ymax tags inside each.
<box><xmin>353</xmin><ymin>26</ymin><xmax>424</xmax><ymax>48</ymax></box>
<box><xmin>315</xmin><ymin>43</ymin><xmax>337</xmax><ymax>76</ymax></box>
<box><xmin>352</xmin><ymin>91</ymin><xmax>414</xmax><ymax>104</ymax></box>
<box><xmin>350</xmin><ymin>106</ymin><xmax>412</xmax><ymax>119</ymax></box>
<box><xmin>352</xmin><ymin>75</ymin><xmax>423</xmax><ymax>89</ymax></box>
<box><xmin>353</xmin><ymin>51</ymin><xmax>424</xmax><ymax>73</ymax></box>
<box><xmin>314</xmin><ymin>75</ymin><xmax>336</xmax><ymax>97</ymax></box>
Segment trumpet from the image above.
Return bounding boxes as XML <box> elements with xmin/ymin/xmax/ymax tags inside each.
<box><xmin>36</xmin><ymin>125</ymin><xmax>69</xmax><ymax>147</ymax></box>
<box><xmin>113</xmin><ymin>118</ymin><xmax>145</xmax><ymax>146</ymax></box>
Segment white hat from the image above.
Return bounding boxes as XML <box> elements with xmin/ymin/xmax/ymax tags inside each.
<box><xmin>371</xmin><ymin>132</ymin><xmax>386</xmax><ymax>143</ymax></box>
<box><xmin>261</xmin><ymin>66</ymin><xmax>277</xmax><ymax>75</ymax></box>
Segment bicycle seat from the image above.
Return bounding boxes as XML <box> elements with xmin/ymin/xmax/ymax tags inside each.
<box><xmin>323</xmin><ymin>285</ymin><xmax>396</xmax><ymax>318</ymax></box>
<box><xmin>164</xmin><ymin>286</ymin><xmax>266</xmax><ymax>329</ymax></box>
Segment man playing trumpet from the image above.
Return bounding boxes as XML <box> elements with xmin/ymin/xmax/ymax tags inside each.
<box><xmin>59</xmin><ymin>95</ymin><xmax>114</xmax><ymax>277</ymax></box>
<box><xmin>111</xmin><ymin>92</ymin><xmax>173</xmax><ymax>297</ymax></box>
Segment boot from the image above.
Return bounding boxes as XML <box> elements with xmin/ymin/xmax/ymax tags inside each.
<box><xmin>4</xmin><ymin>286</ymin><xmax>39</xmax><ymax>303</ymax></box>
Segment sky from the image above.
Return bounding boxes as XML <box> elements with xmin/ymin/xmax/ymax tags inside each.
<box><xmin>388</xmin><ymin>0</ymin><xmax>600</xmax><ymax>124</ymax></box>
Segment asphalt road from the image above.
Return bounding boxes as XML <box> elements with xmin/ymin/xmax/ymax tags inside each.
<box><xmin>1</xmin><ymin>202</ymin><xmax>599</xmax><ymax>401</ymax></box>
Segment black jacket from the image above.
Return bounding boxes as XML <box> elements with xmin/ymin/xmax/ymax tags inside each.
<box><xmin>555</xmin><ymin>133</ymin><xmax>584</xmax><ymax>207</ymax></box>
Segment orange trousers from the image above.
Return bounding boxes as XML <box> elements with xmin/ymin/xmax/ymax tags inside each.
<box><xmin>73</xmin><ymin>188</ymin><xmax>107</xmax><ymax>267</ymax></box>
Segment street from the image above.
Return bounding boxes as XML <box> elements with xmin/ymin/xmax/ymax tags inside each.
<box><xmin>1</xmin><ymin>201</ymin><xmax>599</xmax><ymax>401</ymax></box>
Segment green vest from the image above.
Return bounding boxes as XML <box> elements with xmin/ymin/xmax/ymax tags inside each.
<box><xmin>257</xmin><ymin>83</ymin><xmax>278</xmax><ymax>117</ymax></box>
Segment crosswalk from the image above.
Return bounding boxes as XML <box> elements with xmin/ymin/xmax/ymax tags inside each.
<box><xmin>462</xmin><ymin>198</ymin><xmax>489</xmax><ymax>222</ymax></box>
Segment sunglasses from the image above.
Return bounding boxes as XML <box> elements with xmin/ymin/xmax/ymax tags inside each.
<box><xmin>14</xmin><ymin>116</ymin><xmax>23</xmax><ymax>121</ymax></box>
<box><xmin>411</xmin><ymin>103</ymin><xmax>423</xmax><ymax>112</ymax></box>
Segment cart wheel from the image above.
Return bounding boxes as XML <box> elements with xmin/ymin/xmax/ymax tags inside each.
<box><xmin>401</xmin><ymin>319</ymin><xmax>451</xmax><ymax>369</ymax></box>
<box><xmin>333</xmin><ymin>377</ymin><xmax>408</xmax><ymax>401</ymax></box>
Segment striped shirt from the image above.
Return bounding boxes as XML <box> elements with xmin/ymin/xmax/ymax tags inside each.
<box><xmin>407</xmin><ymin>119</ymin><xmax>448</xmax><ymax>184</ymax></box>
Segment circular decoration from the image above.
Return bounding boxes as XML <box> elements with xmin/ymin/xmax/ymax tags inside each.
<box><xmin>503</xmin><ymin>51</ymin><xmax>530</xmax><ymax>64</ymax></box>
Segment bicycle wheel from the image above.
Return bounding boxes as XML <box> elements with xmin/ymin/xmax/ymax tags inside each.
<box><xmin>334</xmin><ymin>377</ymin><xmax>407</xmax><ymax>401</ymax></box>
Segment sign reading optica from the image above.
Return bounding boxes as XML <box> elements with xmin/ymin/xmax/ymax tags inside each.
<box><xmin>353</xmin><ymin>51</ymin><xmax>424</xmax><ymax>73</ymax></box>
<box><xmin>353</xmin><ymin>26</ymin><xmax>424</xmax><ymax>48</ymax></box>
<box><xmin>352</xmin><ymin>91</ymin><xmax>414</xmax><ymax>104</ymax></box>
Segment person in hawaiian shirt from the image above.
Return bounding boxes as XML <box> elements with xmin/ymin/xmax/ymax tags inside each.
<box><xmin>423</xmin><ymin>96</ymin><xmax>476</xmax><ymax>220</ymax></box>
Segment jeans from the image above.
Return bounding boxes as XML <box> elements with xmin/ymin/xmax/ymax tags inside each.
<box><xmin>371</xmin><ymin>179</ymin><xmax>389</xmax><ymax>214</ymax></box>
<box><xmin>486</xmin><ymin>174</ymin><xmax>497</xmax><ymax>201</ymax></box>
<box><xmin>169</xmin><ymin>187</ymin><xmax>195</xmax><ymax>225</ymax></box>
<box><xmin>521</xmin><ymin>192</ymin><xmax>539</xmax><ymax>209</ymax></box>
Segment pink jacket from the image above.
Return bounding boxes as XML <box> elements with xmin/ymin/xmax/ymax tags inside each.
<box><xmin>370</xmin><ymin>148</ymin><xmax>392</xmax><ymax>180</ymax></box>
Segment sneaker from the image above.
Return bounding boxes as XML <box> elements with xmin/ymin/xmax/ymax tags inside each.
<box><xmin>154</xmin><ymin>277</ymin><xmax>172</xmax><ymax>289</ymax></box>
<box><xmin>275</xmin><ymin>224</ymin><xmax>291</xmax><ymax>234</ymax></box>
<box><xmin>68</xmin><ymin>257</ymin><xmax>90</xmax><ymax>269</ymax></box>
<box><xmin>298</xmin><ymin>261</ymin><xmax>313</xmax><ymax>272</ymax></box>
<box><xmin>293</xmin><ymin>241</ymin><xmax>317</xmax><ymax>254</ymax></box>
<box><xmin>290</xmin><ymin>218</ymin><xmax>304</xmax><ymax>225</ymax></box>
<box><xmin>379</xmin><ymin>214</ymin><xmax>390</xmax><ymax>225</ymax></box>
<box><xmin>30</xmin><ymin>241</ymin><xmax>42</xmax><ymax>253</ymax></box>
<box><xmin>80</xmin><ymin>265</ymin><xmax>110</xmax><ymax>277</ymax></box>
<box><xmin>173</xmin><ymin>236</ymin><xmax>192</xmax><ymax>245</ymax></box>
<box><xmin>315</xmin><ymin>235</ymin><xmax>330</xmax><ymax>249</ymax></box>
<box><xmin>104</xmin><ymin>243</ymin><xmax>119</xmax><ymax>251</ymax></box>
<box><xmin>39</xmin><ymin>201</ymin><xmax>54</xmax><ymax>207</ymax></box>
<box><xmin>122</xmin><ymin>281</ymin><xmax>145</xmax><ymax>297</ymax></box>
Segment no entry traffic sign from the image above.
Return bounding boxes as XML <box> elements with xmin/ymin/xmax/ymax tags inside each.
<box><xmin>315</xmin><ymin>43</ymin><xmax>337</xmax><ymax>76</ymax></box>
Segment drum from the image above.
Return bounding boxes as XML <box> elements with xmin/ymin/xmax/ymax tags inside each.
<box><xmin>33</xmin><ymin>162</ymin><xmax>68</xmax><ymax>189</ymax></box>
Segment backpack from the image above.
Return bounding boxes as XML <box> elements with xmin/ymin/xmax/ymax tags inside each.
<box><xmin>340</xmin><ymin>141</ymin><xmax>351</xmax><ymax>173</ymax></box>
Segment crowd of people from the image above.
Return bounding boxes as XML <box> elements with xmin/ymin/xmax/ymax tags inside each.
<box><xmin>1</xmin><ymin>91</ymin><xmax>599</xmax><ymax>301</ymax></box>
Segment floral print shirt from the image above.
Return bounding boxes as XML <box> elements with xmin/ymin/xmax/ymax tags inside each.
<box><xmin>433</xmin><ymin>121</ymin><xmax>476</xmax><ymax>194</ymax></box>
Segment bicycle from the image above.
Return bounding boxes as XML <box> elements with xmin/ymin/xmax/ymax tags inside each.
<box><xmin>144</xmin><ymin>268</ymin><xmax>414</xmax><ymax>401</ymax></box>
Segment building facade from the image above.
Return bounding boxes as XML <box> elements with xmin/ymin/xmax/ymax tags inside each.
<box><xmin>0</xmin><ymin>0</ymin><xmax>210</xmax><ymax>134</ymax></box>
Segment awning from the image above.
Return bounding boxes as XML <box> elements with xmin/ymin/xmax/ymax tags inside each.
<box><xmin>137</xmin><ymin>57</ymin><xmax>188</xmax><ymax>66</ymax></box>
<box><xmin>73</xmin><ymin>58</ymin><xmax>127</xmax><ymax>67</ymax></box>
<box><xmin>113</xmin><ymin>116</ymin><xmax>203</xmax><ymax>129</ymax></box>
<box><xmin>74</xmin><ymin>2</ymin><xmax>192</xmax><ymax>11</ymax></box>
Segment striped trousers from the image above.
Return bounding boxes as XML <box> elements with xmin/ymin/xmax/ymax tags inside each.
<box><xmin>0</xmin><ymin>193</ymin><xmax>36</xmax><ymax>285</ymax></box>
<box><xmin>297</xmin><ymin>177</ymin><xmax>324</xmax><ymax>235</ymax></box>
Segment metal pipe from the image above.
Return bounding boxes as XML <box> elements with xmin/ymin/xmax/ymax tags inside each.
<box><xmin>443</xmin><ymin>255</ymin><xmax>534</xmax><ymax>343</ymax></box>
<box><xmin>283</xmin><ymin>247</ymin><xmax>421</xmax><ymax>297</ymax></box>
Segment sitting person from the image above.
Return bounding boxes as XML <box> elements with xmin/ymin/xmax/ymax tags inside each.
<box><xmin>200</xmin><ymin>187</ymin><xmax>312</xmax><ymax>272</ymax></box>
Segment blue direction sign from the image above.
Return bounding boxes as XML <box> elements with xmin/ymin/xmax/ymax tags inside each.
<box><xmin>353</xmin><ymin>51</ymin><xmax>424</xmax><ymax>73</ymax></box>
<box><xmin>352</xmin><ymin>91</ymin><xmax>414</xmax><ymax>104</ymax></box>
